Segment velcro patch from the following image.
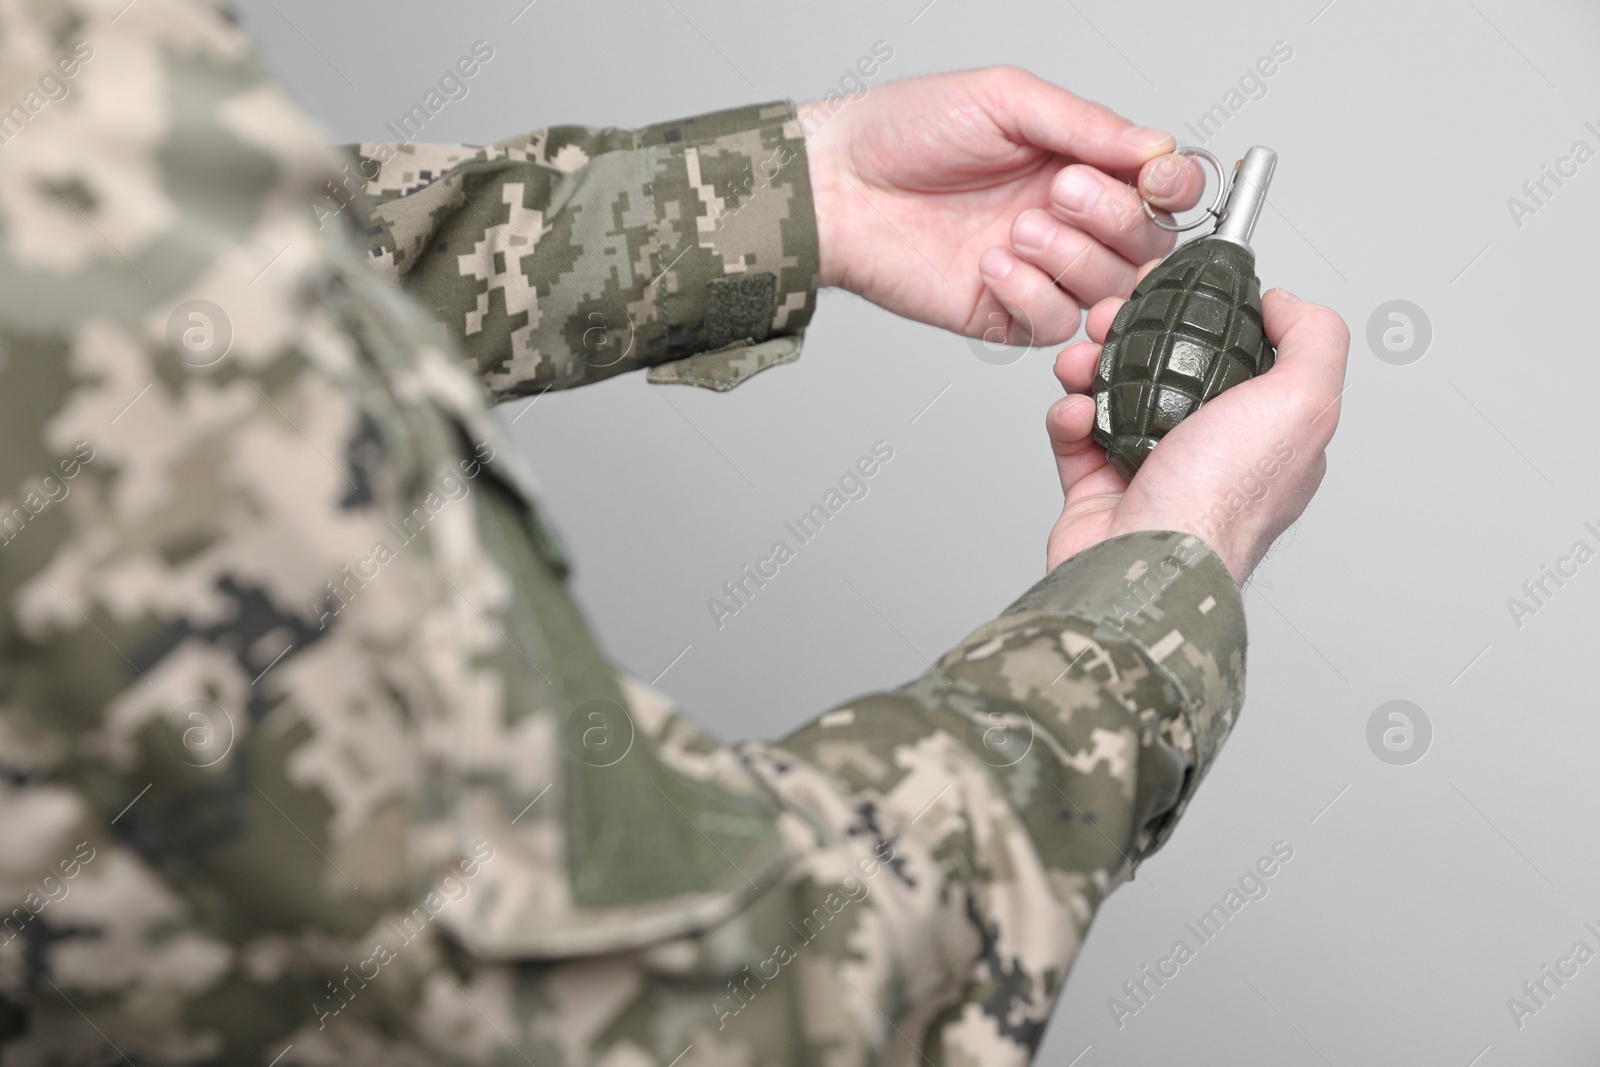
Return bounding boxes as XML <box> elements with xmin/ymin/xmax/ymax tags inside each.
<box><xmin>704</xmin><ymin>272</ymin><xmax>775</xmax><ymax>351</ymax></box>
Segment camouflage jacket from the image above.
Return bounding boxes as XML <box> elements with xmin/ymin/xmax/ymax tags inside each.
<box><xmin>0</xmin><ymin>1</ymin><xmax>1247</xmax><ymax>1065</ymax></box>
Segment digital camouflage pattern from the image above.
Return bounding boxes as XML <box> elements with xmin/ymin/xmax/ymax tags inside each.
<box><xmin>344</xmin><ymin>97</ymin><xmax>819</xmax><ymax>397</ymax></box>
<box><xmin>0</xmin><ymin>0</ymin><xmax>1248</xmax><ymax>1064</ymax></box>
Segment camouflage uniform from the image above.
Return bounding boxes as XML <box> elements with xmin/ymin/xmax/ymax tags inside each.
<box><xmin>0</xmin><ymin>0</ymin><xmax>1248</xmax><ymax>1064</ymax></box>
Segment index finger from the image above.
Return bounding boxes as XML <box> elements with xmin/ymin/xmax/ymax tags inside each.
<box><xmin>984</xmin><ymin>67</ymin><xmax>1174</xmax><ymax>171</ymax></box>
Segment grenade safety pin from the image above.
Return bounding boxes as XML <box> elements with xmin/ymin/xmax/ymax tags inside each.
<box><xmin>1090</xmin><ymin>145</ymin><xmax>1278</xmax><ymax>479</ymax></box>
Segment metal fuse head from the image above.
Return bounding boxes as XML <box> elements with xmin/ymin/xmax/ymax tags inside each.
<box><xmin>1210</xmin><ymin>146</ymin><xmax>1277</xmax><ymax>249</ymax></box>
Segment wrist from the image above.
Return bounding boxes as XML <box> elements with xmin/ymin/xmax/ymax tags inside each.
<box><xmin>796</xmin><ymin>100</ymin><xmax>845</xmax><ymax>290</ymax></box>
<box><xmin>1106</xmin><ymin>514</ymin><xmax>1251</xmax><ymax>588</ymax></box>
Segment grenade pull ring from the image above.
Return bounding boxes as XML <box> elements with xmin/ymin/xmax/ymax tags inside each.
<box><xmin>1142</xmin><ymin>145</ymin><xmax>1230</xmax><ymax>233</ymax></box>
<box><xmin>1140</xmin><ymin>145</ymin><xmax>1279</xmax><ymax>244</ymax></box>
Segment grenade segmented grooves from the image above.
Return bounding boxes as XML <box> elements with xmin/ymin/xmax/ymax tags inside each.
<box><xmin>1090</xmin><ymin>236</ymin><xmax>1275</xmax><ymax>480</ymax></box>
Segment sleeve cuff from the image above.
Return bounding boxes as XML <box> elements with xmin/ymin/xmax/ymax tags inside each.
<box><xmin>1006</xmin><ymin>529</ymin><xmax>1248</xmax><ymax>856</ymax></box>
<box><xmin>640</xmin><ymin>99</ymin><xmax>820</xmax><ymax>392</ymax></box>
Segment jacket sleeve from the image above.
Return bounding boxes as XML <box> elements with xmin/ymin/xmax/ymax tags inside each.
<box><xmin>338</xmin><ymin>100</ymin><xmax>821</xmax><ymax>402</ymax></box>
<box><xmin>727</xmin><ymin>529</ymin><xmax>1247</xmax><ymax>1063</ymax></box>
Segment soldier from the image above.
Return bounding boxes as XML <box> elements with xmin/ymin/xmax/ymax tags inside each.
<box><xmin>0</xmin><ymin>0</ymin><xmax>1348</xmax><ymax>1064</ymax></box>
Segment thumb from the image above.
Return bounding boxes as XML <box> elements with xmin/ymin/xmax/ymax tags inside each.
<box><xmin>1258</xmin><ymin>289</ymin><xmax>1351</xmax><ymax>439</ymax></box>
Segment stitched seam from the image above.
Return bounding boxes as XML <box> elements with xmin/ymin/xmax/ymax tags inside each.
<box><xmin>647</xmin><ymin>143</ymin><xmax>670</xmax><ymax>353</ymax></box>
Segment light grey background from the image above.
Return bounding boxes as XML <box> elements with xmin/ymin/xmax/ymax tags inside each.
<box><xmin>231</xmin><ymin>0</ymin><xmax>1600</xmax><ymax>1062</ymax></box>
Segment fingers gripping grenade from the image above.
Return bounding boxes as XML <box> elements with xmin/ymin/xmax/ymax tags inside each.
<box><xmin>1091</xmin><ymin>146</ymin><xmax>1278</xmax><ymax>480</ymax></box>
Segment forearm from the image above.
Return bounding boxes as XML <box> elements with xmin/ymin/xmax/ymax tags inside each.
<box><xmin>342</xmin><ymin>101</ymin><xmax>822</xmax><ymax>401</ymax></box>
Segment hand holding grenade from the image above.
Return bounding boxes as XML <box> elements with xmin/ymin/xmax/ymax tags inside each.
<box><xmin>1091</xmin><ymin>146</ymin><xmax>1278</xmax><ymax>480</ymax></box>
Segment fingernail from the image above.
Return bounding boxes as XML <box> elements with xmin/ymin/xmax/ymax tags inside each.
<box><xmin>979</xmin><ymin>246</ymin><xmax>1013</xmax><ymax>280</ymax></box>
<box><xmin>1053</xmin><ymin>168</ymin><xmax>1099</xmax><ymax>214</ymax></box>
<box><xmin>1141</xmin><ymin>155</ymin><xmax>1186</xmax><ymax>199</ymax></box>
<box><xmin>1013</xmin><ymin>210</ymin><xmax>1055</xmax><ymax>253</ymax></box>
<box><xmin>1273</xmin><ymin>288</ymin><xmax>1300</xmax><ymax>302</ymax></box>
<box><xmin>1122</xmin><ymin>125</ymin><xmax>1171</xmax><ymax>150</ymax></box>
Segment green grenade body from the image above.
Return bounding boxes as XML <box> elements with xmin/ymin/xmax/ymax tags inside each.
<box><xmin>1091</xmin><ymin>236</ymin><xmax>1275</xmax><ymax>480</ymax></box>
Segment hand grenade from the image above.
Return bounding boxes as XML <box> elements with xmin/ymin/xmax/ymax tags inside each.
<box><xmin>1091</xmin><ymin>146</ymin><xmax>1278</xmax><ymax>480</ymax></box>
